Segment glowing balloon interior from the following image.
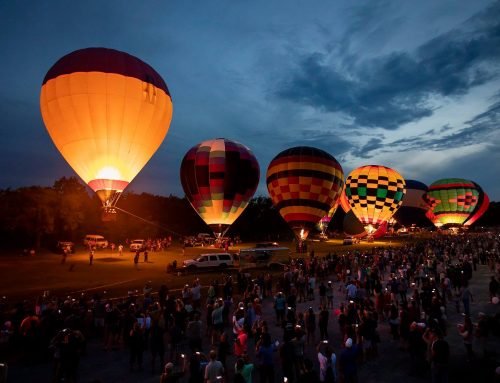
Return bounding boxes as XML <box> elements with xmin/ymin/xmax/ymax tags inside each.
<box><xmin>40</xmin><ymin>47</ymin><xmax>173</xmax><ymax>210</ymax></box>
<box><xmin>266</xmin><ymin>146</ymin><xmax>344</xmax><ymax>240</ymax></box>
<box><xmin>424</xmin><ymin>178</ymin><xmax>480</xmax><ymax>227</ymax></box>
<box><xmin>345</xmin><ymin>165</ymin><xmax>406</xmax><ymax>230</ymax></box>
<box><xmin>180</xmin><ymin>138</ymin><xmax>260</xmax><ymax>236</ymax></box>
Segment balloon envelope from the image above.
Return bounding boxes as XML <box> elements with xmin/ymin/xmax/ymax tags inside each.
<box><xmin>424</xmin><ymin>178</ymin><xmax>480</xmax><ymax>227</ymax></box>
<box><xmin>266</xmin><ymin>146</ymin><xmax>344</xmax><ymax>240</ymax></box>
<box><xmin>180</xmin><ymin>138</ymin><xmax>260</xmax><ymax>235</ymax></box>
<box><xmin>343</xmin><ymin>210</ymin><xmax>367</xmax><ymax>238</ymax></box>
<box><xmin>345</xmin><ymin>165</ymin><xmax>406</xmax><ymax>229</ymax></box>
<box><xmin>394</xmin><ymin>180</ymin><xmax>431</xmax><ymax>227</ymax></box>
<box><xmin>339</xmin><ymin>187</ymin><xmax>351</xmax><ymax>213</ymax></box>
<box><xmin>464</xmin><ymin>182</ymin><xmax>489</xmax><ymax>226</ymax></box>
<box><xmin>41</xmin><ymin>48</ymin><xmax>173</xmax><ymax>208</ymax></box>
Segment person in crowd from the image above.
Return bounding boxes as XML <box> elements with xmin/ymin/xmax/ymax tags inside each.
<box><xmin>339</xmin><ymin>337</ymin><xmax>360</xmax><ymax>383</ymax></box>
<box><xmin>305</xmin><ymin>307</ymin><xmax>316</xmax><ymax>345</ymax></box>
<box><xmin>234</xmin><ymin>355</ymin><xmax>254</xmax><ymax>383</ymax></box>
<box><xmin>319</xmin><ymin>304</ymin><xmax>330</xmax><ymax>341</ymax></box>
<box><xmin>457</xmin><ymin>314</ymin><xmax>474</xmax><ymax>361</ymax></box>
<box><xmin>204</xmin><ymin>349</ymin><xmax>224</xmax><ymax>383</ymax></box>
<box><xmin>129</xmin><ymin>320</ymin><xmax>145</xmax><ymax>371</ymax></box>
<box><xmin>256</xmin><ymin>332</ymin><xmax>277</xmax><ymax>383</ymax></box>
<box><xmin>317</xmin><ymin>341</ymin><xmax>337</xmax><ymax>383</ymax></box>
<box><xmin>424</xmin><ymin>327</ymin><xmax>449</xmax><ymax>383</ymax></box>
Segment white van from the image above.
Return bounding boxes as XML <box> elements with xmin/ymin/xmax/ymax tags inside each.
<box><xmin>130</xmin><ymin>239</ymin><xmax>146</xmax><ymax>251</ymax></box>
<box><xmin>83</xmin><ymin>234</ymin><xmax>108</xmax><ymax>249</ymax></box>
<box><xmin>182</xmin><ymin>253</ymin><xmax>237</xmax><ymax>270</ymax></box>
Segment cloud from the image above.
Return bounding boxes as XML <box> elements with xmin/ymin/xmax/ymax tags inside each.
<box><xmin>276</xmin><ymin>2</ymin><xmax>500</xmax><ymax>130</ymax></box>
<box><xmin>351</xmin><ymin>138</ymin><xmax>385</xmax><ymax>158</ymax></box>
<box><xmin>388</xmin><ymin>93</ymin><xmax>500</xmax><ymax>152</ymax></box>
<box><xmin>283</xmin><ymin>129</ymin><xmax>354</xmax><ymax>157</ymax></box>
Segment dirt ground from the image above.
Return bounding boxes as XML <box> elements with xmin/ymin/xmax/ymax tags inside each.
<box><xmin>0</xmin><ymin>238</ymin><xmax>405</xmax><ymax>300</ymax></box>
<box><xmin>3</xmin><ymin>237</ymin><xmax>500</xmax><ymax>383</ymax></box>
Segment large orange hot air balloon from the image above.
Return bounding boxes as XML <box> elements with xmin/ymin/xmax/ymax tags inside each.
<box><xmin>266</xmin><ymin>146</ymin><xmax>344</xmax><ymax>240</ymax></box>
<box><xmin>40</xmin><ymin>48</ymin><xmax>173</xmax><ymax>215</ymax></box>
<box><xmin>345</xmin><ymin>165</ymin><xmax>406</xmax><ymax>232</ymax></box>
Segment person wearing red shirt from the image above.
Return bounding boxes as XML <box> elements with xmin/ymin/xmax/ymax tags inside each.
<box><xmin>234</xmin><ymin>329</ymin><xmax>248</xmax><ymax>358</ymax></box>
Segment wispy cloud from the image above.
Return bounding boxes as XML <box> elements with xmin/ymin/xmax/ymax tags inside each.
<box><xmin>388</xmin><ymin>93</ymin><xmax>500</xmax><ymax>151</ymax></box>
<box><xmin>276</xmin><ymin>2</ymin><xmax>500</xmax><ymax>130</ymax></box>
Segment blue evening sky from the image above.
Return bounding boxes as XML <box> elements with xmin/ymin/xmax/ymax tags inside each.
<box><xmin>0</xmin><ymin>1</ymin><xmax>499</xmax><ymax>199</ymax></box>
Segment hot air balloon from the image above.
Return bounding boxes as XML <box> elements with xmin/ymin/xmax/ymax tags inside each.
<box><xmin>339</xmin><ymin>187</ymin><xmax>351</xmax><ymax>213</ymax></box>
<box><xmin>464</xmin><ymin>183</ymin><xmax>489</xmax><ymax>226</ymax></box>
<box><xmin>317</xmin><ymin>200</ymin><xmax>340</xmax><ymax>235</ymax></box>
<box><xmin>343</xmin><ymin>210</ymin><xmax>367</xmax><ymax>238</ymax></box>
<box><xmin>40</xmin><ymin>48</ymin><xmax>173</xmax><ymax>218</ymax></box>
<box><xmin>339</xmin><ymin>185</ymin><xmax>368</xmax><ymax>237</ymax></box>
<box><xmin>424</xmin><ymin>179</ymin><xmax>483</xmax><ymax>228</ymax></box>
<box><xmin>266</xmin><ymin>147</ymin><xmax>344</xmax><ymax>240</ymax></box>
<box><xmin>180</xmin><ymin>138</ymin><xmax>260</xmax><ymax>236</ymax></box>
<box><xmin>345</xmin><ymin>165</ymin><xmax>406</xmax><ymax>233</ymax></box>
<box><xmin>394</xmin><ymin>180</ymin><xmax>431</xmax><ymax>227</ymax></box>
<box><xmin>424</xmin><ymin>178</ymin><xmax>480</xmax><ymax>228</ymax></box>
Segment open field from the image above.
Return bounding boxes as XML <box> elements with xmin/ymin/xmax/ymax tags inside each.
<box><xmin>0</xmin><ymin>238</ymin><xmax>409</xmax><ymax>301</ymax></box>
<box><xmin>6</xmin><ymin>235</ymin><xmax>500</xmax><ymax>383</ymax></box>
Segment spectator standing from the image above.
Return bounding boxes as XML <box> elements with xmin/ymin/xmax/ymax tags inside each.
<box><xmin>204</xmin><ymin>349</ymin><xmax>224</xmax><ymax>383</ymax></box>
<box><xmin>305</xmin><ymin>307</ymin><xmax>316</xmax><ymax>345</ymax></box>
<box><xmin>129</xmin><ymin>320</ymin><xmax>145</xmax><ymax>372</ymax></box>
<box><xmin>461</xmin><ymin>284</ymin><xmax>473</xmax><ymax>316</ymax></box>
<box><xmin>425</xmin><ymin>328</ymin><xmax>449</xmax><ymax>383</ymax></box>
<box><xmin>339</xmin><ymin>337</ymin><xmax>360</xmax><ymax>383</ymax></box>
<box><xmin>317</xmin><ymin>342</ymin><xmax>337</xmax><ymax>383</ymax></box>
<box><xmin>318</xmin><ymin>305</ymin><xmax>329</xmax><ymax>341</ymax></box>
<box><xmin>457</xmin><ymin>315</ymin><xmax>474</xmax><ymax>361</ymax></box>
<box><xmin>256</xmin><ymin>333</ymin><xmax>276</xmax><ymax>383</ymax></box>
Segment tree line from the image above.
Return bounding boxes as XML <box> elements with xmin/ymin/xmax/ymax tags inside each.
<box><xmin>0</xmin><ymin>177</ymin><xmax>498</xmax><ymax>251</ymax></box>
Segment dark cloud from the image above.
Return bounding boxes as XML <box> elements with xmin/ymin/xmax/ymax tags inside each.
<box><xmin>276</xmin><ymin>2</ymin><xmax>500</xmax><ymax>130</ymax></box>
<box><xmin>283</xmin><ymin>129</ymin><xmax>354</xmax><ymax>158</ymax></box>
<box><xmin>351</xmin><ymin>138</ymin><xmax>385</xmax><ymax>158</ymax></box>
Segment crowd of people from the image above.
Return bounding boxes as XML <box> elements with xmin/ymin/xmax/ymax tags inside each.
<box><xmin>1</xmin><ymin>233</ymin><xmax>500</xmax><ymax>383</ymax></box>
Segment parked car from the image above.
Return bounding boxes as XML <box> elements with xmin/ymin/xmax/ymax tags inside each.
<box><xmin>183</xmin><ymin>236</ymin><xmax>203</xmax><ymax>247</ymax></box>
<box><xmin>83</xmin><ymin>234</ymin><xmax>108</xmax><ymax>249</ymax></box>
<box><xmin>55</xmin><ymin>241</ymin><xmax>75</xmax><ymax>254</ymax></box>
<box><xmin>197</xmin><ymin>233</ymin><xmax>214</xmax><ymax>244</ymax></box>
<box><xmin>182</xmin><ymin>253</ymin><xmax>236</xmax><ymax>270</ymax></box>
<box><xmin>129</xmin><ymin>239</ymin><xmax>146</xmax><ymax>252</ymax></box>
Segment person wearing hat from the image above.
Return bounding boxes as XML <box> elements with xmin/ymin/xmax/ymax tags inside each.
<box><xmin>339</xmin><ymin>336</ymin><xmax>361</xmax><ymax>383</ymax></box>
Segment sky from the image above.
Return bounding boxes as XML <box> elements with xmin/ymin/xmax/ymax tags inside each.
<box><xmin>1</xmin><ymin>0</ymin><xmax>499</xmax><ymax>200</ymax></box>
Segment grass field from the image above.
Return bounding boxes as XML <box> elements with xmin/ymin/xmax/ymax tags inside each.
<box><xmin>0</xmin><ymin>237</ymin><xmax>410</xmax><ymax>301</ymax></box>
